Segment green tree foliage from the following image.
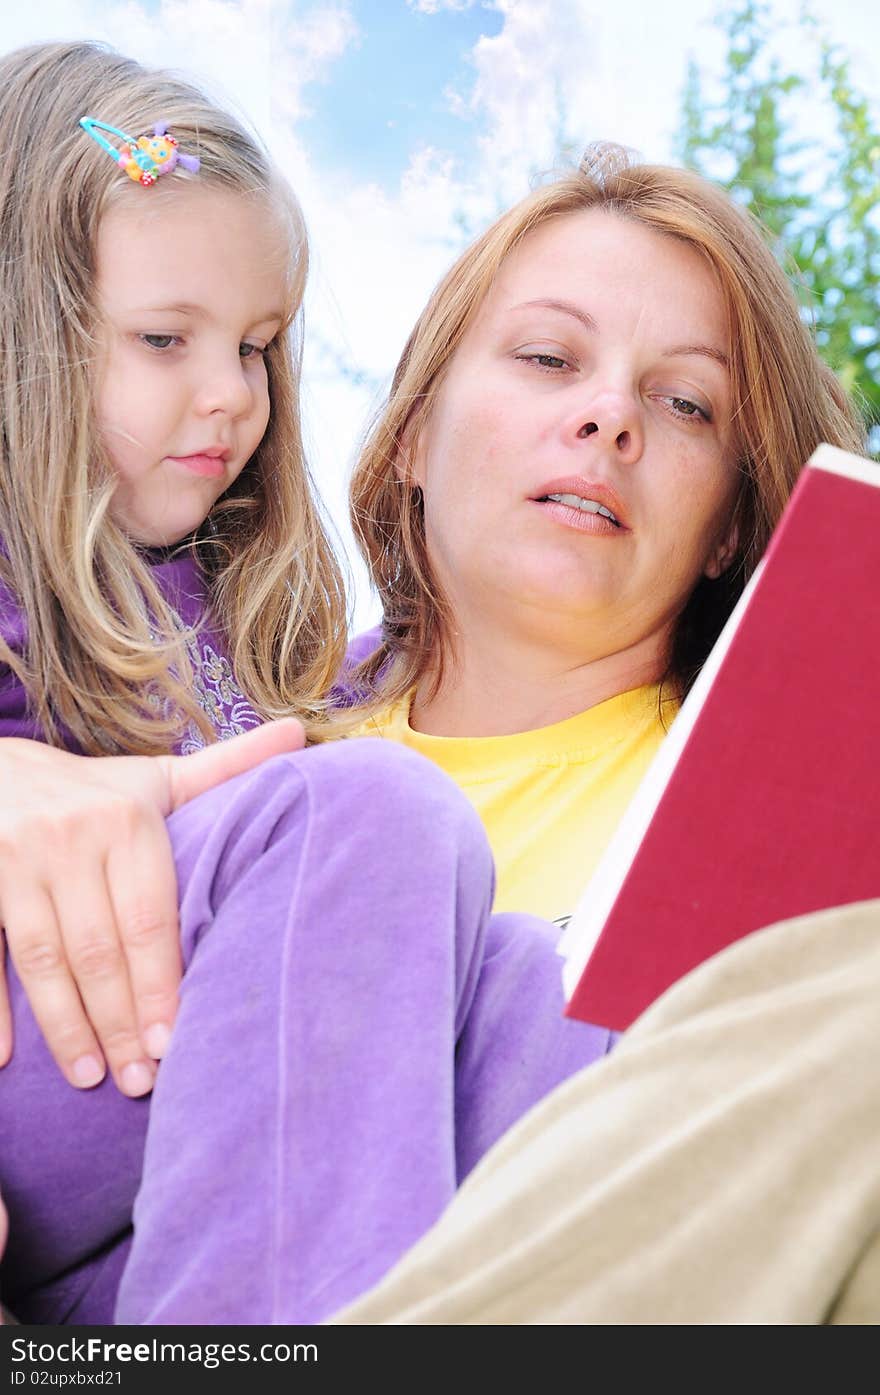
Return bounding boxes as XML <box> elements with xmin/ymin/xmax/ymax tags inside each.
<box><xmin>679</xmin><ymin>1</ymin><xmax>880</xmax><ymax>453</ymax></box>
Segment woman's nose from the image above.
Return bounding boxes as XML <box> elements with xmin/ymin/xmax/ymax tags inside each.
<box><xmin>572</xmin><ymin>389</ymin><xmax>643</xmax><ymax>464</ymax></box>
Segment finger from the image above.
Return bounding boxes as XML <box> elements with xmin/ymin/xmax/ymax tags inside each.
<box><xmin>48</xmin><ymin>869</ymin><xmax>157</xmax><ymax>1098</ymax></box>
<box><xmin>163</xmin><ymin>718</ymin><xmax>306</xmax><ymax>812</ymax></box>
<box><xmin>3</xmin><ymin>885</ymin><xmax>107</xmax><ymax>1090</ymax></box>
<box><xmin>0</xmin><ymin>935</ymin><xmax>11</xmax><ymax>1067</ymax></box>
<box><xmin>106</xmin><ymin>808</ymin><xmax>182</xmax><ymax>1062</ymax></box>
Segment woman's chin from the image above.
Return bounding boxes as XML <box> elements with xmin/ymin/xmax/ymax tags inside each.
<box><xmin>489</xmin><ymin>564</ymin><xmax>621</xmax><ymax>625</ymax></box>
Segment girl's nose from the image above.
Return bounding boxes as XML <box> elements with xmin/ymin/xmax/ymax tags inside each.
<box><xmin>193</xmin><ymin>352</ymin><xmax>254</xmax><ymax>419</ymax></box>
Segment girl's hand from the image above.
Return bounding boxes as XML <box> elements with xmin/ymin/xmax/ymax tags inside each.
<box><xmin>0</xmin><ymin>719</ymin><xmax>305</xmax><ymax>1096</ymax></box>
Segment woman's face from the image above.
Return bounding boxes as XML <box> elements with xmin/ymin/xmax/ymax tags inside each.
<box><xmin>409</xmin><ymin>209</ymin><xmax>740</xmax><ymax>663</ymax></box>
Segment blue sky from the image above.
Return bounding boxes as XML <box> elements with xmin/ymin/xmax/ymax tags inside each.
<box><xmin>300</xmin><ymin>1</ymin><xmax>505</xmax><ymax>185</ymax></box>
<box><xmin>3</xmin><ymin>0</ymin><xmax>878</xmax><ymax>624</ymax></box>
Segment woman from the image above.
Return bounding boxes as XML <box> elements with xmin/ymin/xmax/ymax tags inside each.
<box><xmin>344</xmin><ymin>145</ymin><xmax>863</xmax><ymax>921</ymax></box>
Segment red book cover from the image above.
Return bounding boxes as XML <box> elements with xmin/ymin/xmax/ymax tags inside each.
<box><xmin>561</xmin><ymin>445</ymin><xmax>880</xmax><ymax>1031</ymax></box>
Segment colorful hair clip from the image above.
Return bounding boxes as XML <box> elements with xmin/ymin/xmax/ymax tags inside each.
<box><xmin>79</xmin><ymin>117</ymin><xmax>200</xmax><ymax>186</ymax></box>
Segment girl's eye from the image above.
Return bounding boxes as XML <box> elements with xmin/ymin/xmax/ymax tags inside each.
<box><xmin>140</xmin><ymin>334</ymin><xmax>178</xmax><ymax>351</ymax></box>
<box><xmin>239</xmin><ymin>342</ymin><xmax>266</xmax><ymax>359</ymax></box>
<box><xmin>515</xmin><ymin>352</ymin><xmax>570</xmax><ymax>372</ymax></box>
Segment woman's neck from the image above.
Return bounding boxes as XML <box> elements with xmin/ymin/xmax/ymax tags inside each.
<box><xmin>410</xmin><ymin>620</ymin><xmax>671</xmax><ymax>738</ymax></box>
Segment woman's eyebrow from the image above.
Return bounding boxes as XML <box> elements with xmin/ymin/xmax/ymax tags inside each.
<box><xmin>511</xmin><ymin>298</ymin><xmax>598</xmax><ymax>332</ymax></box>
<box><xmin>510</xmin><ymin>299</ymin><xmax>729</xmax><ymax>370</ymax></box>
<box><xmin>662</xmin><ymin>343</ymin><xmax>730</xmax><ymax>370</ymax></box>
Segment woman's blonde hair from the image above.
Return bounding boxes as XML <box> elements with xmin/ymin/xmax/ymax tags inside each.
<box><xmin>0</xmin><ymin>41</ymin><xmax>347</xmax><ymax>754</ymax></box>
<box><xmin>350</xmin><ymin>144</ymin><xmax>866</xmax><ymax>706</ymax></box>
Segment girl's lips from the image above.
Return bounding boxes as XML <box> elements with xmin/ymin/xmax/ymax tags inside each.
<box><xmin>168</xmin><ymin>453</ymin><xmax>227</xmax><ymax>479</ymax></box>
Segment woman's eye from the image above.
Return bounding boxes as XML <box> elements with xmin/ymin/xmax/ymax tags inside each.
<box><xmin>239</xmin><ymin>342</ymin><xmax>266</xmax><ymax>359</ymax></box>
<box><xmin>516</xmin><ymin>352</ymin><xmax>570</xmax><ymax>372</ymax></box>
<box><xmin>665</xmin><ymin>396</ymin><xmax>710</xmax><ymax>423</ymax></box>
<box><xmin>139</xmin><ymin>334</ymin><xmax>178</xmax><ymax>351</ymax></box>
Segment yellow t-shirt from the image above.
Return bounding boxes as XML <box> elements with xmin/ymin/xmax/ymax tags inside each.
<box><xmin>353</xmin><ymin>686</ymin><xmax>676</xmax><ymax>926</ymax></box>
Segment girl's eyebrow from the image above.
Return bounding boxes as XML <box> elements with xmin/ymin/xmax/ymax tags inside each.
<box><xmin>138</xmin><ymin>301</ymin><xmax>285</xmax><ymax>325</ymax></box>
<box><xmin>137</xmin><ymin>301</ymin><xmax>205</xmax><ymax>317</ymax></box>
<box><xmin>511</xmin><ymin>298</ymin><xmax>729</xmax><ymax>370</ymax></box>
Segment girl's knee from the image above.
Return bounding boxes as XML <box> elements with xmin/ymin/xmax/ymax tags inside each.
<box><xmin>171</xmin><ymin>737</ymin><xmax>495</xmax><ymax>914</ymax></box>
<box><xmin>307</xmin><ymin>736</ymin><xmax>478</xmax><ymax>821</ymax></box>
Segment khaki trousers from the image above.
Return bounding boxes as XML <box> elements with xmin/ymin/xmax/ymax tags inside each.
<box><xmin>333</xmin><ymin>900</ymin><xmax>880</xmax><ymax>1324</ymax></box>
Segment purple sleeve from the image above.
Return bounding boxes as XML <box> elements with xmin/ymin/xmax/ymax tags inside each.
<box><xmin>0</xmin><ymin>552</ymin><xmax>223</xmax><ymax>750</ymax></box>
<box><xmin>0</xmin><ymin>575</ymin><xmax>44</xmax><ymax>742</ymax></box>
<box><xmin>331</xmin><ymin>624</ymin><xmax>384</xmax><ymax>709</ymax></box>
<box><xmin>345</xmin><ymin>625</ymin><xmax>383</xmax><ymax>668</ymax></box>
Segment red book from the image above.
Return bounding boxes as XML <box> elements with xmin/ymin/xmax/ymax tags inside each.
<box><xmin>560</xmin><ymin>444</ymin><xmax>880</xmax><ymax>1031</ymax></box>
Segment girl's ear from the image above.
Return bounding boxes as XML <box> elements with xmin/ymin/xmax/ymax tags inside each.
<box><xmin>703</xmin><ymin>518</ymin><xmax>740</xmax><ymax>580</ymax></box>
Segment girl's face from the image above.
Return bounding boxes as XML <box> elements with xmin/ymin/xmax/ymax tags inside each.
<box><xmin>95</xmin><ymin>186</ymin><xmax>289</xmax><ymax>546</ymax></box>
<box><xmin>409</xmin><ymin>209</ymin><xmax>741</xmax><ymax>665</ymax></box>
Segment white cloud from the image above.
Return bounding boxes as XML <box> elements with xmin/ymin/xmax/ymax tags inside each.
<box><xmin>272</xmin><ymin>3</ymin><xmax>361</xmax><ymax>123</ymax></box>
<box><xmin>1</xmin><ymin>2</ymin><xmax>359</xmax><ymax>153</ymax></box>
<box><xmin>0</xmin><ymin>0</ymin><xmax>99</xmax><ymax>48</ymax></box>
<box><xmin>460</xmin><ymin>0</ymin><xmax>599</xmax><ymax>196</ymax></box>
<box><xmin>442</xmin><ymin>0</ymin><xmax>708</xmax><ymax>202</ymax></box>
<box><xmin>95</xmin><ymin>0</ymin><xmax>277</xmax><ymax>134</ymax></box>
<box><xmin>407</xmin><ymin>0</ymin><xmax>478</xmax><ymax>12</ymax></box>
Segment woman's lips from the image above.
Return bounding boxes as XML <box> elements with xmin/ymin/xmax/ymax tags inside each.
<box><xmin>530</xmin><ymin>476</ymin><xmax>629</xmax><ymax>531</ymax></box>
<box><xmin>167</xmin><ymin>453</ymin><xmax>228</xmax><ymax>479</ymax></box>
<box><xmin>531</xmin><ymin>497</ymin><xmax>625</xmax><ymax>534</ymax></box>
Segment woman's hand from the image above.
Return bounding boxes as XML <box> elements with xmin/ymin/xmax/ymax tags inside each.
<box><xmin>0</xmin><ymin>719</ymin><xmax>305</xmax><ymax>1096</ymax></box>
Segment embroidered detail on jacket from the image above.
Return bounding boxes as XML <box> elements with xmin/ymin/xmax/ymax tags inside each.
<box><xmin>147</xmin><ymin>604</ymin><xmax>262</xmax><ymax>754</ymax></box>
<box><xmin>179</xmin><ymin>634</ymin><xmax>262</xmax><ymax>753</ymax></box>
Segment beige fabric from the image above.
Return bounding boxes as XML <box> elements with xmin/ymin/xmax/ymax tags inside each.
<box><xmin>333</xmin><ymin>900</ymin><xmax>880</xmax><ymax>1325</ymax></box>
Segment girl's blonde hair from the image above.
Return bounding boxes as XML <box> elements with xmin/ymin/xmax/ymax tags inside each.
<box><xmin>350</xmin><ymin>145</ymin><xmax>866</xmax><ymax>706</ymax></box>
<box><xmin>0</xmin><ymin>41</ymin><xmax>347</xmax><ymax>754</ymax></box>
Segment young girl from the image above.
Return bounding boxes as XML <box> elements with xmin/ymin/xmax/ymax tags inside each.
<box><xmin>0</xmin><ymin>41</ymin><xmax>603</xmax><ymax>1325</ymax></box>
